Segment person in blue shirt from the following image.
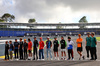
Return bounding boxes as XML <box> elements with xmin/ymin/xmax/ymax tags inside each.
<box><xmin>9</xmin><ymin>40</ymin><xmax>13</xmax><ymax>60</ymax></box>
<box><xmin>46</xmin><ymin>37</ymin><xmax>52</xmax><ymax>60</ymax></box>
<box><xmin>67</xmin><ymin>36</ymin><xmax>74</xmax><ymax>60</ymax></box>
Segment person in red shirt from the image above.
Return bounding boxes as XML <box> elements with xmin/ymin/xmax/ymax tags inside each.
<box><xmin>39</xmin><ymin>37</ymin><xmax>44</xmax><ymax>60</ymax></box>
<box><xmin>28</xmin><ymin>38</ymin><xmax>32</xmax><ymax>60</ymax></box>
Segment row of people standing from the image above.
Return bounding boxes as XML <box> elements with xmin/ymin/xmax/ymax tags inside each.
<box><xmin>4</xmin><ymin>32</ymin><xmax>97</xmax><ymax>61</ymax></box>
<box><xmin>4</xmin><ymin>36</ymin><xmax>74</xmax><ymax>60</ymax></box>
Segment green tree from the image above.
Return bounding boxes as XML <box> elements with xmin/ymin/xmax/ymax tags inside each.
<box><xmin>79</xmin><ymin>16</ymin><xmax>88</xmax><ymax>29</ymax></box>
<box><xmin>1</xmin><ymin>13</ymin><xmax>15</xmax><ymax>22</ymax></box>
<box><xmin>28</xmin><ymin>18</ymin><xmax>36</xmax><ymax>29</ymax></box>
<box><xmin>0</xmin><ymin>18</ymin><xmax>7</xmax><ymax>28</ymax></box>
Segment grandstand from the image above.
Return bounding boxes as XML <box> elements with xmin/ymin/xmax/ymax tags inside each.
<box><xmin>0</xmin><ymin>22</ymin><xmax>100</xmax><ymax>37</ymax></box>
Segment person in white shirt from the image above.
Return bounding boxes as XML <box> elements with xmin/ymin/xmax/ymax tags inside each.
<box><xmin>67</xmin><ymin>36</ymin><xmax>74</xmax><ymax>60</ymax></box>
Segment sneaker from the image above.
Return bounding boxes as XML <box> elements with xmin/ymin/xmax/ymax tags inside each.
<box><xmin>41</xmin><ymin>59</ymin><xmax>45</xmax><ymax>61</ymax></box>
<box><xmin>90</xmin><ymin>59</ymin><xmax>94</xmax><ymax>60</ymax></box>
<box><xmin>38</xmin><ymin>59</ymin><xmax>41</xmax><ymax>61</ymax></box>
<box><xmin>58</xmin><ymin>58</ymin><xmax>59</xmax><ymax>60</ymax></box>
<box><xmin>54</xmin><ymin>57</ymin><xmax>56</xmax><ymax>60</ymax></box>
<box><xmin>82</xmin><ymin>56</ymin><xmax>85</xmax><ymax>60</ymax></box>
<box><xmin>64</xmin><ymin>58</ymin><xmax>66</xmax><ymax>60</ymax></box>
<box><xmin>72</xmin><ymin>58</ymin><xmax>74</xmax><ymax>60</ymax></box>
<box><xmin>61</xmin><ymin>58</ymin><xmax>64</xmax><ymax>60</ymax></box>
<box><xmin>67</xmin><ymin>58</ymin><xmax>70</xmax><ymax>60</ymax></box>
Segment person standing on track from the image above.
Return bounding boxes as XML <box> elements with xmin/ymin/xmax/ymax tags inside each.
<box><xmin>46</xmin><ymin>37</ymin><xmax>52</xmax><ymax>60</ymax></box>
<box><xmin>76</xmin><ymin>34</ymin><xmax>84</xmax><ymax>60</ymax></box>
<box><xmin>14</xmin><ymin>39</ymin><xmax>19</xmax><ymax>60</ymax></box>
<box><xmin>67</xmin><ymin>36</ymin><xmax>74</xmax><ymax>60</ymax></box>
<box><xmin>85</xmin><ymin>32</ymin><xmax>91</xmax><ymax>59</ymax></box>
<box><xmin>33</xmin><ymin>37</ymin><xmax>39</xmax><ymax>60</ymax></box>
<box><xmin>23</xmin><ymin>39</ymin><xmax>28</xmax><ymax>60</ymax></box>
<box><xmin>19</xmin><ymin>38</ymin><xmax>24</xmax><ymax>60</ymax></box>
<box><xmin>60</xmin><ymin>36</ymin><xmax>67</xmax><ymax>60</ymax></box>
<box><xmin>28</xmin><ymin>38</ymin><xmax>32</xmax><ymax>60</ymax></box>
<box><xmin>90</xmin><ymin>32</ymin><xmax>97</xmax><ymax>60</ymax></box>
<box><xmin>39</xmin><ymin>37</ymin><xmax>45</xmax><ymax>60</ymax></box>
<box><xmin>9</xmin><ymin>41</ymin><xmax>13</xmax><ymax>60</ymax></box>
<box><xmin>5</xmin><ymin>41</ymin><xmax>9</xmax><ymax>60</ymax></box>
<box><xmin>53</xmin><ymin>37</ymin><xmax>59</xmax><ymax>60</ymax></box>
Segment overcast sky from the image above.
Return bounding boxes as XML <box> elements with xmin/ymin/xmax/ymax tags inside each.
<box><xmin>0</xmin><ymin>0</ymin><xmax>100</xmax><ymax>23</ymax></box>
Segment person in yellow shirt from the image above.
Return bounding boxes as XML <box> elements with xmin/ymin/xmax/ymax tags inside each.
<box><xmin>76</xmin><ymin>34</ymin><xmax>85</xmax><ymax>60</ymax></box>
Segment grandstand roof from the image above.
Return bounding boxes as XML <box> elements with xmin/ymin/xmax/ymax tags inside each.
<box><xmin>0</xmin><ymin>22</ymin><xmax>99</xmax><ymax>26</ymax></box>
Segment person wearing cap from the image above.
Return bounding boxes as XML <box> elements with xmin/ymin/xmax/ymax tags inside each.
<box><xmin>60</xmin><ymin>36</ymin><xmax>67</xmax><ymax>60</ymax></box>
<box><xmin>90</xmin><ymin>32</ymin><xmax>97</xmax><ymax>60</ymax></box>
<box><xmin>28</xmin><ymin>38</ymin><xmax>32</xmax><ymax>60</ymax></box>
<box><xmin>76</xmin><ymin>34</ymin><xmax>84</xmax><ymax>60</ymax></box>
<box><xmin>33</xmin><ymin>37</ymin><xmax>39</xmax><ymax>60</ymax></box>
<box><xmin>14</xmin><ymin>39</ymin><xmax>19</xmax><ymax>59</ymax></box>
<box><xmin>39</xmin><ymin>37</ymin><xmax>45</xmax><ymax>60</ymax></box>
<box><xmin>46</xmin><ymin>37</ymin><xmax>52</xmax><ymax>60</ymax></box>
<box><xmin>67</xmin><ymin>36</ymin><xmax>74</xmax><ymax>60</ymax></box>
<box><xmin>85</xmin><ymin>32</ymin><xmax>92</xmax><ymax>59</ymax></box>
<box><xmin>53</xmin><ymin>37</ymin><xmax>59</xmax><ymax>60</ymax></box>
<box><xmin>23</xmin><ymin>39</ymin><xmax>28</xmax><ymax>60</ymax></box>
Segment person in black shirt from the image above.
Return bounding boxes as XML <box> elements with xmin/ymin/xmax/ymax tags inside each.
<box><xmin>5</xmin><ymin>41</ymin><xmax>9</xmax><ymax>60</ymax></box>
<box><xmin>33</xmin><ymin>37</ymin><xmax>38</xmax><ymax>60</ymax></box>
<box><xmin>19</xmin><ymin>38</ymin><xmax>24</xmax><ymax>60</ymax></box>
<box><xmin>23</xmin><ymin>39</ymin><xmax>28</xmax><ymax>60</ymax></box>
<box><xmin>60</xmin><ymin>36</ymin><xmax>67</xmax><ymax>60</ymax></box>
<box><xmin>53</xmin><ymin>37</ymin><xmax>59</xmax><ymax>60</ymax></box>
<box><xmin>14</xmin><ymin>39</ymin><xmax>19</xmax><ymax>59</ymax></box>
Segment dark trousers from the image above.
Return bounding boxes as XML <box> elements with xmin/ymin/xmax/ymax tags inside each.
<box><xmin>90</xmin><ymin>47</ymin><xmax>97</xmax><ymax>60</ymax></box>
<box><xmin>33</xmin><ymin>48</ymin><xmax>38</xmax><ymax>60</ymax></box>
<box><xmin>24</xmin><ymin>49</ymin><xmax>27</xmax><ymax>59</ymax></box>
<box><xmin>39</xmin><ymin>49</ymin><xmax>44</xmax><ymax>59</ymax></box>
<box><xmin>86</xmin><ymin>46</ymin><xmax>91</xmax><ymax>58</ymax></box>
<box><xmin>5</xmin><ymin>51</ymin><xmax>9</xmax><ymax>60</ymax></box>
<box><xmin>14</xmin><ymin>49</ymin><xmax>18</xmax><ymax>59</ymax></box>
<box><xmin>20</xmin><ymin>50</ymin><xmax>23</xmax><ymax>59</ymax></box>
<box><xmin>68</xmin><ymin>49</ymin><xmax>73</xmax><ymax>59</ymax></box>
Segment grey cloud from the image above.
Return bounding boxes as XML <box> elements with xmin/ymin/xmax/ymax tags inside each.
<box><xmin>8</xmin><ymin>0</ymin><xmax>100</xmax><ymax>22</ymax></box>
